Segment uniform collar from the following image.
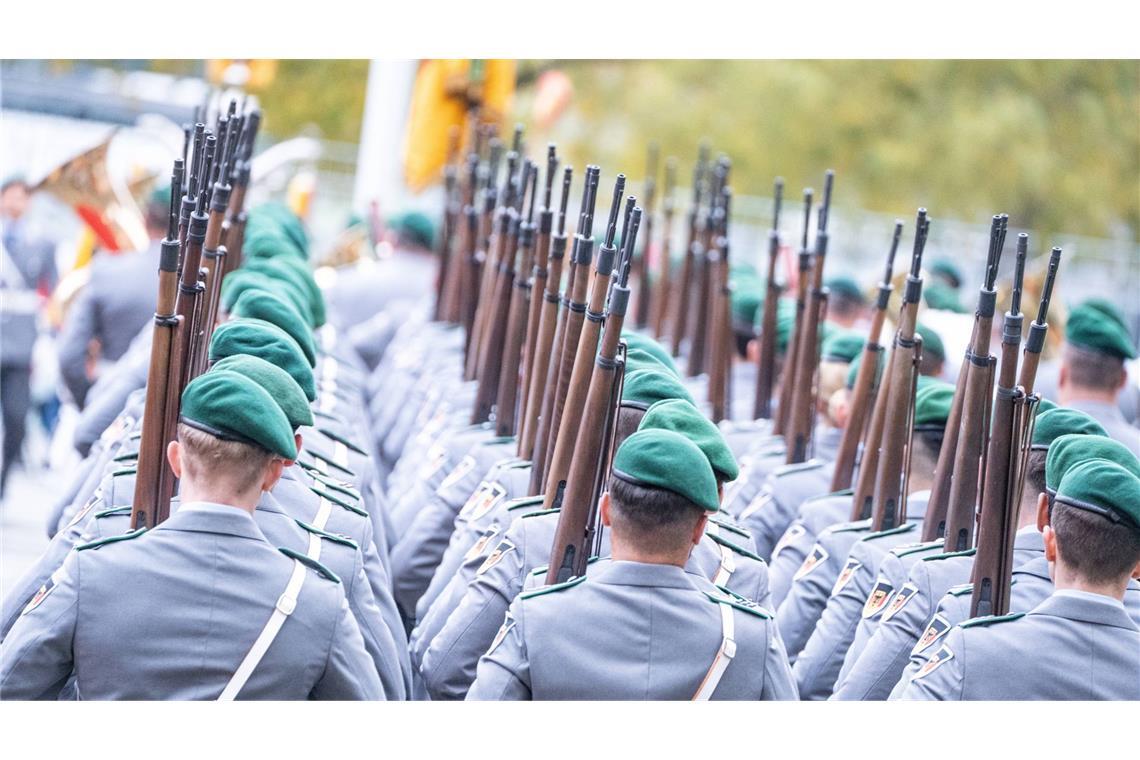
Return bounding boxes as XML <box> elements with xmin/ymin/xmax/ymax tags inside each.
<box><xmin>1066</xmin><ymin>398</ymin><xmax>1127</xmax><ymax>425</ymax></box>
<box><xmin>905</xmin><ymin>490</ymin><xmax>931</xmax><ymax>520</ymax></box>
<box><xmin>162</xmin><ymin>501</ymin><xmax>267</xmax><ymax>542</ymax></box>
<box><xmin>1013</xmin><ymin>526</ymin><xmax>1045</xmax><ymax>552</ymax></box>
<box><xmin>254</xmin><ymin>490</ymin><xmax>289</xmax><ymax>516</ymax></box>
<box><xmin>593</xmin><ymin>560</ymin><xmax>698</xmax><ymax>590</ymax></box>
<box><xmin>1032</xmin><ymin>589</ymin><xmax>1138</xmax><ymax>631</ymax></box>
<box><xmin>1013</xmin><ymin>555</ymin><xmax>1052</xmax><ymax>581</ymax></box>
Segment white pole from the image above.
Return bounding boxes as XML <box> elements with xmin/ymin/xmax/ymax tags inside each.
<box><xmin>353</xmin><ymin>59</ymin><xmax>417</xmax><ymax>216</ymax></box>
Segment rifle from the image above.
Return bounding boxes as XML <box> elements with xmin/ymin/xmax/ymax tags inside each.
<box><xmin>752</xmin><ymin>178</ymin><xmax>784</xmax><ymax>420</ymax></box>
<box><xmin>686</xmin><ymin>157</ymin><xmax>728</xmax><ymax>377</ymax></box>
<box><xmin>471</xmin><ymin>147</ymin><xmax>520</xmax><ymax>385</ymax></box>
<box><xmin>669</xmin><ymin>142</ymin><xmax>709</xmax><ymax>357</ymax></box>
<box><xmin>650</xmin><ymin>158</ymin><xmax>678</xmax><ymax>340</ymax></box>
<box><xmin>519</xmin><ymin>146</ymin><xmax>559</xmax><ymax>421</ymax></box>
<box><xmin>529</xmin><ymin>167</ymin><xmax>601</xmax><ymax>493</ymax></box>
<box><xmin>434</xmin><ymin>125</ymin><xmax>463</xmax><ymax>321</ymax></box>
<box><xmin>971</xmin><ymin>237</ymin><xmax>1060</xmax><ymax>617</ymax></box>
<box><xmin>131</xmin><ymin>163</ymin><xmax>183</xmax><ymax>530</ymax></box>
<box><xmin>547</xmin><ymin>204</ymin><xmax>642</xmax><ymax>584</ymax></box>
<box><xmin>221</xmin><ymin>109</ymin><xmax>260</xmax><ymax>278</ymax></box>
<box><xmin>634</xmin><ymin>143</ymin><xmax>658</xmax><ymax>329</ymax></box>
<box><xmin>540</xmin><ymin>178</ymin><xmax>627</xmax><ymax>511</ymax></box>
<box><xmin>463</xmin><ymin>139</ymin><xmax>502</xmax><ymax>378</ymax></box>
<box><xmin>868</xmin><ymin>210</ymin><xmax>930</xmax><ymax>531</ymax></box>
<box><xmin>773</xmin><ymin>188</ymin><xmax>814</xmax><ymax>437</ymax></box>
<box><xmin>786</xmin><ymin>170</ymin><xmax>836</xmax><ymax>463</ymax></box>
<box><xmin>706</xmin><ymin>185</ymin><xmax>733</xmax><ymax>422</ymax></box>
<box><xmin>830</xmin><ymin>221</ymin><xmax>902</xmax><ymax>491</ymax></box>
<box><xmin>519</xmin><ymin>165</ymin><xmax>572</xmax><ymax>461</ymax></box>
<box><xmin>493</xmin><ymin>166</ymin><xmax>539</xmax><ymax>436</ymax></box>
<box><xmin>472</xmin><ymin>159</ymin><xmax>530</xmax><ymax>423</ymax></box>
<box><xmin>1018</xmin><ymin>247</ymin><xmax>1061</xmax><ymax>394</ymax></box>
<box><xmin>942</xmin><ymin>215</ymin><xmax>1008</xmax><ymax>551</ymax></box>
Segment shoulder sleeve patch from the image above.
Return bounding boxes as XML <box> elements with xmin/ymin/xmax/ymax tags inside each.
<box><xmin>476</xmin><ymin>538</ymin><xmax>516</xmax><ymax>575</ymax></box>
<box><xmin>880</xmin><ymin>582</ymin><xmax>919</xmax><ymax>622</ymax></box>
<box><xmin>959</xmin><ymin>611</ymin><xmax>1025</xmax><ymax>629</ymax></box>
<box><xmin>832</xmin><ymin>557</ymin><xmax>863</xmax><ymax>595</ymax></box>
<box><xmin>520</xmin><ymin>574</ymin><xmax>586</xmax><ymax>600</ymax></box>
<box><xmin>861</xmin><ymin>577</ymin><xmax>896</xmax><ymax>618</ymax></box>
<box><xmin>794</xmin><ymin>543</ymin><xmax>830</xmax><ymax>581</ymax></box>
<box><xmin>912</xmin><ymin>643</ymin><xmax>955</xmax><ymax>680</ymax></box>
<box><xmin>704</xmin><ymin>589</ymin><xmax>773</xmax><ymax>619</ymax></box>
<box><xmin>293</xmin><ymin>518</ymin><xmax>359</xmax><ymax>550</ymax></box>
<box><xmin>922</xmin><ymin>547</ymin><xmax>978</xmax><ymax>563</ymax></box>
<box><xmin>277</xmin><ymin>546</ymin><xmax>341</xmax><ymax>584</ymax></box>
<box><xmin>705</xmin><ymin>531</ymin><xmax>763</xmax><ymax>562</ymax></box>
<box><xmin>913</xmin><ymin>613</ymin><xmax>953</xmax><ymax>655</ymax></box>
<box><xmin>76</xmin><ymin>527</ymin><xmax>147</xmax><ymax>551</ymax></box>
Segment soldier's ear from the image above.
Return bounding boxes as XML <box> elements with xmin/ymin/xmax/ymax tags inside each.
<box><xmin>167</xmin><ymin>440</ymin><xmax>183</xmax><ymax>478</ymax></box>
<box><xmin>692</xmin><ymin>513</ymin><xmax>709</xmax><ymax>546</ymax></box>
<box><xmin>261</xmin><ymin>458</ymin><xmax>286</xmax><ymax>493</ymax></box>
<box><xmin>1131</xmin><ymin>558</ymin><xmax>1140</xmax><ymax>581</ymax></box>
<box><xmin>1035</xmin><ymin>493</ymin><xmax>1050</xmax><ymax>532</ymax></box>
<box><xmin>294</xmin><ymin>433</ymin><xmax>303</xmax><ymax>453</ymax></box>
<box><xmin>600</xmin><ymin>491</ymin><xmax>613</xmax><ymax>527</ymax></box>
<box><xmin>1042</xmin><ymin>525</ymin><xmax>1057</xmax><ymax>564</ymax></box>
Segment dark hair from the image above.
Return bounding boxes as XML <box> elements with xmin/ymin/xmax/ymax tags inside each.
<box><xmin>733</xmin><ymin>328</ymin><xmax>752</xmax><ymax>359</ymax></box>
<box><xmin>829</xmin><ymin>292</ymin><xmax>865</xmax><ymax>321</ymax></box>
<box><xmin>614</xmin><ymin>406</ymin><xmax>645</xmax><ymax>450</ymax></box>
<box><xmin>911</xmin><ymin>428</ymin><xmax>945</xmax><ymax>471</ymax></box>
<box><xmin>1063</xmin><ymin>344</ymin><xmax>1125</xmax><ymax>392</ymax></box>
<box><xmin>918</xmin><ymin>352</ymin><xmax>945</xmax><ymax>378</ymax></box>
<box><xmin>1025</xmin><ymin>449</ymin><xmax>1047</xmax><ymax>500</ymax></box>
<box><xmin>608</xmin><ymin>473</ymin><xmax>703</xmax><ymax>552</ymax></box>
<box><xmin>1052</xmin><ymin>501</ymin><xmax>1140</xmax><ymax>585</ymax></box>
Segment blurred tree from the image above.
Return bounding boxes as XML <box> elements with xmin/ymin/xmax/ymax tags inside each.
<box><xmin>523</xmin><ymin>60</ymin><xmax>1138</xmax><ymax>240</ymax></box>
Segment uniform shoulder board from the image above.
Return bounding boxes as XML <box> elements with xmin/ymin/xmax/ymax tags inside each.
<box><xmin>529</xmin><ymin>556</ymin><xmax>599</xmax><ymax>577</ymax></box>
<box><xmin>803</xmin><ymin>487</ymin><xmax>855</xmax><ymax>505</ymax></box>
<box><xmin>922</xmin><ymin>547</ymin><xmax>978</xmax><ymax>563</ymax></box>
<box><xmin>293</xmin><ymin>519</ymin><xmax>359</xmax><ymax>550</ymax></box>
<box><xmin>959</xmin><ymin>611</ymin><xmax>1025</xmax><ymax>629</ymax></box>
<box><xmin>277</xmin><ymin>546</ymin><xmax>341</xmax><ymax>584</ymax></box>
<box><xmin>305</xmin><ymin>470</ymin><xmax>362</xmax><ymax>501</ymax></box>
<box><xmin>308</xmin><ymin>485</ymin><xmax>368</xmax><ymax>517</ymax></box>
<box><xmin>302</xmin><ymin>448</ymin><xmax>356</xmax><ymax>478</ymax></box>
<box><xmin>500</xmin><ymin>458</ymin><xmax>532</xmax><ymax>471</ymax></box>
<box><xmin>128</xmin><ymin>430</ymin><xmax>142</xmax><ymax>441</ymax></box>
<box><xmin>506</xmin><ymin>495</ymin><xmax>546</xmax><ymax>512</ymax></box>
<box><xmin>76</xmin><ymin>527</ymin><xmax>147</xmax><ymax>551</ymax></box>
<box><xmin>521</xmin><ymin>507</ymin><xmax>561</xmax><ymax>520</ymax></box>
<box><xmin>94</xmin><ymin>505</ymin><xmax>131</xmax><ymax>519</ymax></box>
<box><xmin>773</xmin><ymin>460</ymin><xmax>822</xmax><ymax>478</ymax></box>
<box><xmin>111</xmin><ymin>466</ymin><xmax>138</xmax><ymax>478</ymax></box>
<box><xmin>947</xmin><ymin>583</ymin><xmax>973</xmax><ymax>597</ymax></box>
<box><xmin>316</xmin><ymin>427</ymin><xmax>369</xmax><ymax>456</ymax></box>
<box><xmin>862</xmin><ymin>522</ymin><xmax>916</xmax><ymax>541</ymax></box>
<box><xmin>703</xmin><ymin>589</ymin><xmax>773</xmax><ymax>620</ymax></box>
<box><xmin>312</xmin><ymin>408</ymin><xmax>346</xmax><ymax>424</ymax></box>
<box><xmin>830</xmin><ymin>519</ymin><xmax>873</xmax><ymax>534</ymax></box>
<box><xmin>112</xmin><ymin>450</ymin><xmax>138</xmax><ymax>462</ymax></box>
<box><xmin>892</xmin><ymin>539</ymin><xmax>945</xmax><ymax>558</ymax></box>
<box><xmin>706</xmin><ymin>531</ymin><xmax>763</xmax><ymax>562</ymax></box>
<box><xmin>480</xmin><ymin>436</ymin><xmax>516</xmax><ymax>447</ymax></box>
<box><xmin>708</xmin><ymin>516</ymin><xmax>752</xmax><ymax>540</ymax></box>
<box><xmin>520</xmin><ymin>574</ymin><xmax>586</xmax><ymax>600</ymax></box>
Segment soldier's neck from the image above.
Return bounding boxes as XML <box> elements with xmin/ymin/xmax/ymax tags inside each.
<box><xmin>1058</xmin><ymin>385</ymin><xmax>1118</xmax><ymax>407</ymax></box>
<box><xmin>179</xmin><ymin>480</ymin><xmax>260</xmax><ymax>515</ymax></box>
<box><xmin>609</xmin><ymin>537</ymin><xmax>691</xmax><ymax>568</ymax></box>
<box><xmin>1051</xmin><ymin>561</ymin><xmax>1128</xmax><ymax>601</ymax></box>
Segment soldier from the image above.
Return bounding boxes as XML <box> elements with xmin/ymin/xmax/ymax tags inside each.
<box><xmin>466</xmin><ymin>428</ymin><xmax>796</xmax><ymax>700</ymax></box>
<box><xmin>0</xmin><ymin>370</ymin><xmax>382</xmax><ymax>699</ymax></box>
<box><xmin>900</xmin><ymin>458</ymin><xmax>1140</xmax><ymax>700</ymax></box>
<box><xmin>1057</xmin><ymin>300</ymin><xmax>1140</xmax><ymax>456</ymax></box>
<box><xmin>57</xmin><ymin>187</ymin><xmax>171</xmax><ymax>408</ymax></box>
<box><xmin>823</xmin><ymin>275</ymin><xmax>869</xmax><ymax>330</ymax></box>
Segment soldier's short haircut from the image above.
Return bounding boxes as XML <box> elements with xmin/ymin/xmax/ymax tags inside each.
<box><xmin>1051</xmin><ymin>501</ymin><xmax>1140</xmax><ymax>585</ymax></box>
<box><xmin>911</xmin><ymin>428</ymin><xmax>945</xmax><ymax>472</ymax></box>
<box><xmin>829</xmin><ymin>292</ymin><xmax>865</xmax><ymax>321</ymax></box>
<box><xmin>1063</xmin><ymin>344</ymin><xmax>1125</xmax><ymax>392</ymax></box>
<box><xmin>177</xmin><ymin>423</ymin><xmax>276</xmax><ymax>493</ymax></box>
<box><xmin>918</xmin><ymin>351</ymin><xmax>944</xmax><ymax>378</ymax></box>
<box><xmin>607</xmin><ymin>474</ymin><xmax>703</xmax><ymax>552</ymax></box>
<box><xmin>1025</xmin><ymin>449</ymin><xmax>1047</xmax><ymax>499</ymax></box>
<box><xmin>614</xmin><ymin>407</ymin><xmax>646</xmax><ymax>452</ymax></box>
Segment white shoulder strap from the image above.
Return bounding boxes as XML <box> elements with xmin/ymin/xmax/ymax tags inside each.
<box><xmin>692</xmin><ymin>600</ymin><xmax>737</xmax><ymax>701</ymax></box>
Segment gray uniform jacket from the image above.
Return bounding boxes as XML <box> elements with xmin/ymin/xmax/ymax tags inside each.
<box><xmin>899</xmin><ymin>591</ymin><xmax>1140</xmax><ymax>700</ymax></box>
<box><xmin>466</xmin><ymin>561</ymin><xmax>797</xmax><ymax>701</ymax></box>
<box><xmin>740</xmin><ymin>460</ymin><xmax>833</xmax><ymax>561</ymax></box>
<box><xmin>1066</xmin><ymin>399</ymin><xmax>1140</xmax><ymax>457</ymax></box>
<box><xmin>72</xmin><ymin>325</ymin><xmax>151</xmax><ymax>456</ymax></box>
<box><xmin>0</xmin><ymin>503</ymin><xmax>382</xmax><ymax>700</ymax></box>
<box><xmin>58</xmin><ymin>243</ymin><xmax>160</xmax><ymax>406</ymax></box>
<box><xmin>841</xmin><ymin>529</ymin><xmax>1045</xmax><ymax>701</ymax></box>
<box><xmin>768</xmin><ymin>491</ymin><xmax>853</xmax><ymax>607</ymax></box>
<box><xmin>419</xmin><ymin>509</ymin><xmax>771</xmax><ymax>700</ymax></box>
<box><xmin>722</xmin><ymin>444</ymin><xmax>787</xmax><ymax>519</ymax></box>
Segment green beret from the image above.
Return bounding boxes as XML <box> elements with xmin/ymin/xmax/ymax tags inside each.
<box><xmin>245</xmin><ymin>256</ymin><xmax>327</xmax><ymax>328</ymax></box>
<box><xmin>845</xmin><ymin>346</ymin><xmax>884</xmax><ymax>390</ymax></box>
<box><xmin>625</xmin><ymin>347</ymin><xmax>674</xmax><ymax>376</ymax></box>
<box><xmin>250</xmin><ymin>202</ymin><xmax>309</xmax><ymax>253</ymax></box>
<box><xmin>231</xmin><ymin>289</ymin><xmax>317</xmax><ymax>367</ymax></box>
<box><xmin>242</xmin><ymin>225</ymin><xmax>307</xmax><ymax>262</ymax></box>
<box><xmin>211</xmin><ymin>354</ymin><xmax>313</xmax><ymax>430</ymax></box>
<box><xmin>221</xmin><ymin>269</ymin><xmax>309</xmax><ymax>318</ymax></box>
<box><xmin>1036</xmin><ymin>397</ymin><xmax>1058</xmax><ymax>415</ymax></box>
<box><xmin>913</xmin><ymin>380</ymin><xmax>954</xmax><ymax>429</ymax></box>
<box><xmin>929</xmin><ymin>260</ymin><xmax>963</xmax><ymax>289</ymax></box>
<box><xmin>730</xmin><ymin>277</ymin><xmax>765</xmax><ymax>330</ymax></box>
<box><xmin>611</xmin><ymin>429</ymin><xmax>719</xmax><ymax>513</ymax></box>
<box><xmin>148</xmin><ymin>185</ymin><xmax>172</xmax><ymax>212</ymax></box>
<box><xmin>825</xmin><ymin>276</ymin><xmax>866</xmax><ymax>304</ymax></box>
<box><xmin>915</xmin><ymin>322</ymin><xmax>946</xmax><ymax>362</ymax></box>
<box><xmin>1055</xmin><ymin>459</ymin><xmax>1140</xmax><ymax>532</ymax></box>
<box><xmin>391</xmin><ymin>211</ymin><xmax>436</xmax><ymax>250</ymax></box>
<box><xmin>180</xmin><ymin>370</ymin><xmax>296</xmax><ymax>460</ymax></box>
<box><xmin>639</xmin><ymin>398</ymin><xmax>739</xmax><ymax>482</ymax></box>
<box><xmin>923</xmin><ymin>281</ymin><xmax>968</xmax><ymax>314</ymax></box>
<box><xmin>209</xmin><ymin>318</ymin><xmax>317</xmax><ymax>402</ymax></box>
<box><xmin>1065</xmin><ymin>300</ymin><xmax>1136</xmax><ymax>360</ymax></box>
<box><xmin>621</xmin><ymin>332</ymin><xmax>679</xmax><ymax>377</ymax></box>
<box><xmin>1045</xmin><ymin>434</ymin><xmax>1140</xmax><ymax>494</ymax></box>
<box><xmin>1030</xmin><ymin>407</ymin><xmax>1107</xmax><ymax>451</ymax></box>
<box><xmin>753</xmin><ymin>298</ymin><xmax>798</xmax><ymax>353</ymax></box>
<box><xmin>620</xmin><ymin>368</ymin><xmax>696</xmax><ymax>410</ymax></box>
<box><xmin>821</xmin><ymin>330</ymin><xmax>863</xmax><ymax>364</ymax></box>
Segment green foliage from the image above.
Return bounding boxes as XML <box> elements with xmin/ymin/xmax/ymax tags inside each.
<box><xmin>524</xmin><ymin>60</ymin><xmax>1138</xmax><ymax>239</ymax></box>
<box><xmin>256</xmin><ymin>60</ymin><xmax>369</xmax><ymax>143</ymax></box>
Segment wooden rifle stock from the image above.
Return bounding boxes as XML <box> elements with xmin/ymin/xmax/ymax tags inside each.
<box><xmin>774</xmin><ymin>188</ymin><xmax>814</xmax><ymax>436</ymax></box>
<box><xmin>752</xmin><ymin>200</ymin><xmax>783</xmax><ymax>418</ymax></box>
<box><xmin>669</xmin><ymin>147</ymin><xmax>707</xmax><ymax>357</ymax></box>
<box><xmin>921</xmin><ymin>344</ymin><xmax>970</xmax><ymax>542</ymax></box>
<box><xmin>706</xmin><ymin>209</ymin><xmax>732</xmax><ymax>422</ymax></box>
<box><xmin>494</xmin><ymin>175</ymin><xmax>539</xmax><ymax>436</ymax></box>
<box><xmin>686</xmin><ymin>197</ymin><xmax>718</xmax><ymax>377</ymax></box>
<box><xmin>519</xmin><ymin>149</ymin><xmax>559</xmax><ymax>424</ymax></box>
<box><xmin>650</xmin><ymin>159</ymin><xmax>677</xmax><ymax>340</ymax></box>
<box><xmin>634</xmin><ymin>144</ymin><xmax>657</xmax><ymax>329</ymax></box>
<box><xmin>472</xmin><ymin>211</ymin><xmax>520</xmax><ymax>422</ymax></box>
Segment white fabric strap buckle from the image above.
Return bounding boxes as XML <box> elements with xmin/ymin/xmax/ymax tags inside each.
<box><xmin>692</xmin><ymin>601</ymin><xmax>737</xmax><ymax>701</ymax></box>
<box><xmin>218</xmin><ymin>558</ymin><xmax>309</xmax><ymax>701</ymax></box>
